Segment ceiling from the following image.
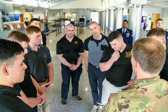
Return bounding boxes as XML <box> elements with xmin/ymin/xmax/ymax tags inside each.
<box><xmin>0</xmin><ymin>0</ymin><xmax>168</xmax><ymax>9</ymax></box>
<box><xmin>143</xmin><ymin>0</ymin><xmax>168</xmax><ymax>8</ymax></box>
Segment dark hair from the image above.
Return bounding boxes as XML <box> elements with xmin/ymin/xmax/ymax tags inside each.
<box><xmin>26</xmin><ymin>26</ymin><xmax>41</xmax><ymax>35</ymax></box>
<box><xmin>147</xmin><ymin>28</ymin><xmax>165</xmax><ymax>38</ymax></box>
<box><xmin>7</xmin><ymin>31</ymin><xmax>29</xmax><ymax>43</ymax></box>
<box><xmin>0</xmin><ymin>39</ymin><xmax>23</xmax><ymax>65</ymax></box>
<box><xmin>156</xmin><ymin>18</ymin><xmax>163</xmax><ymax>23</ymax></box>
<box><xmin>123</xmin><ymin>20</ymin><xmax>128</xmax><ymax>23</ymax></box>
<box><xmin>30</xmin><ymin>18</ymin><xmax>40</xmax><ymax>23</ymax></box>
<box><xmin>108</xmin><ymin>31</ymin><xmax>122</xmax><ymax>42</ymax></box>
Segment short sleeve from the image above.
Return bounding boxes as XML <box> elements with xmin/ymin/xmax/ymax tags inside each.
<box><xmin>45</xmin><ymin>47</ymin><xmax>52</xmax><ymax>64</ymax></box>
<box><xmin>56</xmin><ymin>40</ymin><xmax>63</xmax><ymax>54</ymax></box>
<box><xmin>100</xmin><ymin>47</ymin><xmax>113</xmax><ymax>63</ymax></box>
<box><xmin>78</xmin><ymin>39</ymin><xmax>84</xmax><ymax>53</ymax></box>
<box><xmin>84</xmin><ymin>38</ymin><xmax>89</xmax><ymax>51</ymax></box>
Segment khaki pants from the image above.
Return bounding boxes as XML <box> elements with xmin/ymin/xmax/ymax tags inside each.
<box><xmin>38</xmin><ymin>80</ymin><xmax>53</xmax><ymax>112</ymax></box>
<box><xmin>101</xmin><ymin>79</ymin><xmax>125</xmax><ymax>105</ymax></box>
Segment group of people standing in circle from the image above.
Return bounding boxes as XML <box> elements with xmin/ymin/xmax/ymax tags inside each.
<box><xmin>0</xmin><ymin>17</ymin><xmax>168</xmax><ymax>112</ymax></box>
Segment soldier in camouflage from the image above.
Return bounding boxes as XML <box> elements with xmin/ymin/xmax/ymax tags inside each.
<box><xmin>103</xmin><ymin>38</ymin><xmax>168</xmax><ymax>112</ymax></box>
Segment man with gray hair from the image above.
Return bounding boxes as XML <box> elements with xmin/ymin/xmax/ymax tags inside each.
<box><xmin>57</xmin><ymin>24</ymin><xmax>84</xmax><ymax>105</ymax></box>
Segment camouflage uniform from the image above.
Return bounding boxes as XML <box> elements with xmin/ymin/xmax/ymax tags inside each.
<box><xmin>102</xmin><ymin>76</ymin><xmax>168</xmax><ymax>112</ymax></box>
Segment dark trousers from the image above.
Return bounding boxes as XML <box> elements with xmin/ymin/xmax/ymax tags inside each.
<box><xmin>61</xmin><ymin>64</ymin><xmax>82</xmax><ymax>100</ymax></box>
<box><xmin>45</xmin><ymin>23</ymin><xmax>49</xmax><ymax>32</ymax></box>
<box><xmin>88</xmin><ymin>64</ymin><xmax>106</xmax><ymax>105</ymax></box>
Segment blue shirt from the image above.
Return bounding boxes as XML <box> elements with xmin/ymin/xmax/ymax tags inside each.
<box><xmin>117</xmin><ymin>28</ymin><xmax>133</xmax><ymax>45</ymax></box>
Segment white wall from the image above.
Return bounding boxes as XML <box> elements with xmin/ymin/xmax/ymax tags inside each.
<box><xmin>161</xmin><ymin>8</ymin><xmax>168</xmax><ymax>30</ymax></box>
<box><xmin>50</xmin><ymin>0</ymin><xmax>102</xmax><ymax>9</ymax></box>
<box><xmin>33</xmin><ymin>8</ymin><xmax>46</xmax><ymax>19</ymax></box>
<box><xmin>48</xmin><ymin>10</ymin><xmax>59</xmax><ymax>21</ymax></box>
<box><xmin>91</xmin><ymin>12</ymin><xmax>99</xmax><ymax>24</ymax></box>
<box><xmin>142</xmin><ymin>8</ymin><xmax>162</xmax><ymax>30</ymax></box>
<box><xmin>48</xmin><ymin>9</ymin><xmax>91</xmax><ymax>21</ymax></box>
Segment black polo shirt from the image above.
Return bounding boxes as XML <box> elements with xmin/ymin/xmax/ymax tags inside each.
<box><xmin>160</xmin><ymin>48</ymin><xmax>168</xmax><ymax>81</ymax></box>
<box><xmin>14</xmin><ymin>68</ymin><xmax>37</xmax><ymax>98</ymax></box>
<box><xmin>0</xmin><ymin>86</ymin><xmax>34</xmax><ymax>112</ymax></box>
<box><xmin>100</xmin><ymin>44</ymin><xmax>132</xmax><ymax>87</ymax></box>
<box><xmin>24</xmin><ymin>45</ymin><xmax>52</xmax><ymax>82</ymax></box>
<box><xmin>56</xmin><ymin>35</ymin><xmax>84</xmax><ymax>64</ymax></box>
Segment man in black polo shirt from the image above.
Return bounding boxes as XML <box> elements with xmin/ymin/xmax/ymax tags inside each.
<box><xmin>57</xmin><ymin>23</ymin><xmax>84</xmax><ymax>105</ymax></box>
<box><xmin>7</xmin><ymin>31</ymin><xmax>46</xmax><ymax>112</ymax></box>
<box><xmin>0</xmin><ymin>39</ymin><xmax>34</xmax><ymax>112</ymax></box>
<box><xmin>147</xmin><ymin>28</ymin><xmax>168</xmax><ymax>81</ymax></box>
<box><xmin>99</xmin><ymin>31</ymin><xmax>132</xmax><ymax>107</ymax></box>
<box><xmin>84</xmin><ymin>21</ymin><xmax>109</xmax><ymax>112</ymax></box>
<box><xmin>25</xmin><ymin>26</ymin><xmax>54</xmax><ymax>112</ymax></box>
<box><xmin>30</xmin><ymin>18</ymin><xmax>47</xmax><ymax>46</ymax></box>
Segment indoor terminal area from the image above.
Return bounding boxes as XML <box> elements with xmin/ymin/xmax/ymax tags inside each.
<box><xmin>0</xmin><ymin>0</ymin><xmax>168</xmax><ymax>112</ymax></box>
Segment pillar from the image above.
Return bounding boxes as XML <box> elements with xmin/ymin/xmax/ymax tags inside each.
<box><xmin>115</xmin><ymin>8</ymin><xmax>123</xmax><ymax>30</ymax></box>
<box><xmin>0</xmin><ymin>11</ymin><xmax>4</xmax><ymax>32</ymax></box>
<box><xmin>128</xmin><ymin>5</ymin><xmax>142</xmax><ymax>42</ymax></box>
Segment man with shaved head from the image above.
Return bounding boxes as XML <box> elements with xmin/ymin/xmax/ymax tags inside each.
<box><xmin>84</xmin><ymin>21</ymin><xmax>109</xmax><ymax>112</ymax></box>
<box><xmin>57</xmin><ymin>23</ymin><xmax>84</xmax><ymax>105</ymax></box>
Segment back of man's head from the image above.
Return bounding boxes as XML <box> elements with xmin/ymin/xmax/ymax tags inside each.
<box><xmin>26</xmin><ymin>26</ymin><xmax>41</xmax><ymax>35</ymax></box>
<box><xmin>108</xmin><ymin>31</ymin><xmax>122</xmax><ymax>42</ymax></box>
<box><xmin>147</xmin><ymin>28</ymin><xmax>166</xmax><ymax>45</ymax></box>
<box><xmin>0</xmin><ymin>39</ymin><xmax>23</xmax><ymax>66</ymax></box>
<box><xmin>7</xmin><ymin>31</ymin><xmax>29</xmax><ymax>43</ymax></box>
<box><xmin>132</xmin><ymin>38</ymin><xmax>165</xmax><ymax>74</ymax></box>
<box><xmin>147</xmin><ymin>28</ymin><xmax>165</xmax><ymax>38</ymax></box>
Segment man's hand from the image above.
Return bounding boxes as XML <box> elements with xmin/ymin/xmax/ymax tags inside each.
<box><xmin>69</xmin><ymin>64</ymin><xmax>78</xmax><ymax>71</ymax></box>
<box><xmin>37</xmin><ymin>92</ymin><xmax>46</xmax><ymax>105</ymax></box>
<box><xmin>111</xmin><ymin>51</ymin><xmax>120</xmax><ymax>62</ymax></box>
<box><xmin>126</xmin><ymin>79</ymin><xmax>136</xmax><ymax>88</ymax></box>
<box><xmin>41</xmin><ymin>81</ymin><xmax>53</xmax><ymax>91</ymax></box>
<box><xmin>108</xmin><ymin>93</ymin><xmax>116</xmax><ymax>103</ymax></box>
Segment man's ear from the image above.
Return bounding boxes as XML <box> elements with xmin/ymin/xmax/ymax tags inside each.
<box><xmin>27</xmin><ymin>34</ymin><xmax>31</xmax><ymax>40</ymax></box>
<box><xmin>162</xmin><ymin>38</ymin><xmax>166</xmax><ymax>45</ymax></box>
<box><xmin>0</xmin><ymin>65</ymin><xmax>9</xmax><ymax>76</ymax></box>
<box><xmin>132</xmin><ymin>58</ymin><xmax>138</xmax><ymax>69</ymax></box>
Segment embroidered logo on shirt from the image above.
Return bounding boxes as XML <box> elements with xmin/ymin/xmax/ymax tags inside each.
<box><xmin>74</xmin><ymin>41</ymin><xmax>78</xmax><ymax>44</ymax></box>
<box><xmin>125</xmin><ymin>52</ymin><xmax>131</xmax><ymax>58</ymax></box>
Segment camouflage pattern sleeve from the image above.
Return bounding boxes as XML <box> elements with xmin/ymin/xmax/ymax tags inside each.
<box><xmin>102</xmin><ymin>76</ymin><xmax>168</xmax><ymax>112</ymax></box>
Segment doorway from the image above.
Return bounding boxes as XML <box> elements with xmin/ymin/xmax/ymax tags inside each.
<box><xmin>20</xmin><ymin>14</ymin><xmax>23</xmax><ymax>22</ymax></box>
<box><xmin>151</xmin><ymin>13</ymin><xmax>160</xmax><ymax>29</ymax></box>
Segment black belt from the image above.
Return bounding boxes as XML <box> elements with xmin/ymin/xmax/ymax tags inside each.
<box><xmin>38</xmin><ymin>78</ymin><xmax>48</xmax><ymax>83</ymax></box>
<box><xmin>89</xmin><ymin>63</ymin><xmax>97</xmax><ymax>68</ymax></box>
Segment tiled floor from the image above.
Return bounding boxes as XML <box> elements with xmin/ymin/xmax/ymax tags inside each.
<box><xmin>47</xmin><ymin>26</ymin><xmax>94</xmax><ymax>112</ymax></box>
<box><xmin>46</xmin><ymin>26</ymin><xmax>138</xmax><ymax>112</ymax></box>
